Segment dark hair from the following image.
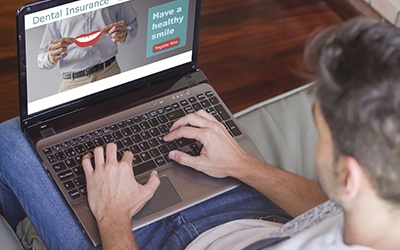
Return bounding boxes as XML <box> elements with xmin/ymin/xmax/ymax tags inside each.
<box><xmin>305</xmin><ymin>18</ymin><xmax>400</xmax><ymax>204</ymax></box>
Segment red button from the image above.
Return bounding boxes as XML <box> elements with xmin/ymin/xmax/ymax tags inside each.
<box><xmin>153</xmin><ymin>38</ymin><xmax>181</xmax><ymax>52</ymax></box>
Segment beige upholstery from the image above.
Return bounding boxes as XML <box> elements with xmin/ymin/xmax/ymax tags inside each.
<box><xmin>0</xmin><ymin>215</ymin><xmax>23</xmax><ymax>249</ymax></box>
<box><xmin>235</xmin><ymin>83</ymin><xmax>317</xmax><ymax>180</ymax></box>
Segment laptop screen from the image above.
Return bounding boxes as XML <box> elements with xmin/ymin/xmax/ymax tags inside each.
<box><xmin>19</xmin><ymin>0</ymin><xmax>198</xmax><ymax>118</ymax></box>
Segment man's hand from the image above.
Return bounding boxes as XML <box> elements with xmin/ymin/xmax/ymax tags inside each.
<box><xmin>47</xmin><ymin>37</ymin><xmax>74</xmax><ymax>64</ymax></box>
<box><xmin>82</xmin><ymin>143</ymin><xmax>160</xmax><ymax>223</ymax></box>
<box><xmin>102</xmin><ymin>20</ymin><xmax>128</xmax><ymax>43</ymax></box>
<box><xmin>82</xmin><ymin>143</ymin><xmax>160</xmax><ymax>249</ymax></box>
<box><xmin>164</xmin><ymin>110</ymin><xmax>251</xmax><ymax>179</ymax></box>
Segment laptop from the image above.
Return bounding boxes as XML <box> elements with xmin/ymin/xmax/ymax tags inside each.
<box><xmin>17</xmin><ymin>0</ymin><xmax>265</xmax><ymax>246</ymax></box>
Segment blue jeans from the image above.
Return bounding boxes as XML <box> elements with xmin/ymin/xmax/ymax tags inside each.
<box><xmin>0</xmin><ymin>117</ymin><xmax>291</xmax><ymax>249</ymax></box>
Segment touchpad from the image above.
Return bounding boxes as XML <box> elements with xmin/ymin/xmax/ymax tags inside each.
<box><xmin>133</xmin><ymin>176</ymin><xmax>182</xmax><ymax>221</ymax></box>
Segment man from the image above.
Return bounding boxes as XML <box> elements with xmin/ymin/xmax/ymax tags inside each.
<box><xmin>37</xmin><ymin>1</ymin><xmax>138</xmax><ymax>92</ymax></box>
<box><xmin>1</xmin><ymin>17</ymin><xmax>400</xmax><ymax>249</ymax></box>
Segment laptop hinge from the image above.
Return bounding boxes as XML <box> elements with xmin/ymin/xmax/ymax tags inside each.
<box><xmin>40</xmin><ymin>127</ymin><xmax>56</xmax><ymax>139</ymax></box>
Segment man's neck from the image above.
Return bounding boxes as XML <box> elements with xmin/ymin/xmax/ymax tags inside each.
<box><xmin>343</xmin><ymin>198</ymin><xmax>400</xmax><ymax>250</ymax></box>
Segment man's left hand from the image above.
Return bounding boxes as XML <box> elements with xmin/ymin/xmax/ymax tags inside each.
<box><xmin>102</xmin><ymin>20</ymin><xmax>128</xmax><ymax>43</ymax></box>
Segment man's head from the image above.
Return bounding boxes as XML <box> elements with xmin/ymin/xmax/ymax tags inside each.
<box><xmin>305</xmin><ymin>18</ymin><xmax>400</xmax><ymax>205</ymax></box>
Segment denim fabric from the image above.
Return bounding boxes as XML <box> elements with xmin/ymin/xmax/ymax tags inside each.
<box><xmin>0</xmin><ymin>117</ymin><xmax>291</xmax><ymax>249</ymax></box>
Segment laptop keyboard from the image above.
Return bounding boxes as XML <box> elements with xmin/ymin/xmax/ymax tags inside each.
<box><xmin>42</xmin><ymin>90</ymin><xmax>242</xmax><ymax>201</ymax></box>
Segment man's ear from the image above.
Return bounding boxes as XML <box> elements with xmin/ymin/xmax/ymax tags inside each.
<box><xmin>340</xmin><ymin>156</ymin><xmax>365</xmax><ymax>200</ymax></box>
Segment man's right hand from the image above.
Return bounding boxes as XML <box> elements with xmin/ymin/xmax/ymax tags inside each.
<box><xmin>47</xmin><ymin>37</ymin><xmax>74</xmax><ymax>64</ymax></box>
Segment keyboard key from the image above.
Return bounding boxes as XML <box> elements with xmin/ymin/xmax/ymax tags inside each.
<box><xmin>225</xmin><ymin>120</ymin><xmax>242</xmax><ymax>137</ymax></box>
<box><xmin>148</xmin><ymin>118</ymin><xmax>159</xmax><ymax>127</ymax></box>
<box><xmin>157</xmin><ymin>115</ymin><xmax>168</xmax><ymax>124</ymax></box>
<box><xmin>94</xmin><ymin>130</ymin><xmax>103</xmax><ymax>137</ymax></box>
<box><xmin>126</xmin><ymin>118</ymin><xmax>135</xmax><ymax>126</ymax></box>
<box><xmin>131</xmin><ymin>124</ymin><xmax>141</xmax><ymax>133</ymax></box>
<box><xmin>93</xmin><ymin>138</ymin><xmax>105</xmax><ymax>147</ymax></box>
<box><xmin>140</xmin><ymin>131</ymin><xmax>151</xmax><ymax>140</ymax></box>
<box><xmin>139</xmin><ymin>141</ymin><xmax>150</xmax><ymax>151</ymax></box>
<box><xmin>158</xmin><ymin>145</ymin><xmax>169</xmax><ymax>154</ymax></box>
<box><xmin>167</xmin><ymin>141</ymin><xmax>178</xmax><ymax>151</ymax></box>
<box><xmin>52</xmin><ymin>162</ymin><xmax>67</xmax><ymax>172</ymax></box>
<box><xmin>132</xmin><ymin>134</ymin><xmax>143</xmax><ymax>143</ymax></box>
<box><xmin>149</xmin><ymin>148</ymin><xmax>161</xmax><ymax>157</ymax></box>
<box><xmin>103</xmin><ymin>134</ymin><xmax>114</xmax><ymax>143</ymax></box>
<box><xmin>63</xmin><ymin>180</ymin><xmax>75</xmax><ymax>190</ymax></box>
<box><xmin>141</xmin><ymin>113</ymin><xmax>150</xmax><ymax>120</ymax></box>
<box><xmin>134</xmin><ymin>116</ymin><xmax>142</xmax><ymax>123</ymax></box>
<box><xmin>73</xmin><ymin>177</ymin><xmax>85</xmax><ymax>187</ymax></box>
<box><xmin>139</xmin><ymin>121</ymin><xmax>150</xmax><ymax>130</ymax></box>
<box><xmin>110</xmin><ymin>124</ymin><xmax>119</xmax><ymax>131</ymax></box>
<box><xmin>112</xmin><ymin>131</ymin><xmax>123</xmax><ymax>140</ymax></box>
<box><xmin>149</xmin><ymin>128</ymin><xmax>161</xmax><ymax>137</ymax></box>
<box><xmin>55</xmin><ymin>152</ymin><xmax>67</xmax><ymax>161</ymax></box>
<box><xmin>166</xmin><ymin>109</ymin><xmax>185</xmax><ymax>120</ymax></box>
<box><xmin>205</xmin><ymin>91</ymin><xmax>214</xmax><ymax>97</ymax></box>
<box><xmin>73</xmin><ymin>166</ymin><xmax>84</xmax><ymax>176</ymax></box>
<box><xmin>65</xmin><ymin>158</ymin><xmax>77</xmax><ymax>168</ymax></box>
<box><xmin>122</xmin><ymin>137</ymin><xmax>133</xmax><ymax>147</ymax></box>
<box><xmin>117</xmin><ymin>121</ymin><xmax>127</xmax><ymax>128</ymax></box>
<box><xmin>52</xmin><ymin>144</ymin><xmax>62</xmax><ymax>152</ymax></box>
<box><xmin>177</xmin><ymin>138</ymin><xmax>196</xmax><ymax>148</ymax></box>
<box><xmin>197</xmin><ymin>93</ymin><xmax>206</xmax><ymax>100</ymax></box>
<box><xmin>121</xmin><ymin>128</ymin><xmax>133</xmax><ymax>136</ymax></box>
<box><xmin>43</xmin><ymin>147</ymin><xmax>52</xmax><ymax>155</ymax></box>
<box><xmin>77</xmin><ymin>136</ymin><xmax>87</xmax><ymax>143</ymax></box>
<box><xmin>149</xmin><ymin>110</ymin><xmax>158</xmax><ymax>117</ymax></box>
<box><xmin>133</xmin><ymin>155</ymin><xmax>142</xmax><ymax>165</ymax></box>
<box><xmin>84</xmin><ymin>141</ymin><xmax>95</xmax><ymax>151</ymax></box>
<box><xmin>164</xmin><ymin>105</ymin><xmax>173</xmax><ymax>112</ymax></box>
<box><xmin>47</xmin><ymin>155</ymin><xmax>57</xmax><ymax>163</ymax></box>
<box><xmin>148</xmin><ymin>138</ymin><xmax>159</xmax><ymax>148</ymax></box>
<box><xmin>155</xmin><ymin>157</ymin><xmax>167</xmax><ymax>166</ymax></box>
<box><xmin>209</xmin><ymin>97</ymin><xmax>220</xmax><ymax>105</ymax></box>
<box><xmin>133</xmin><ymin>160</ymin><xmax>157</xmax><ymax>175</ymax></box>
<box><xmin>193</xmin><ymin>103</ymin><xmax>202</xmax><ymax>111</ymax></box>
<box><xmin>130</xmin><ymin>145</ymin><xmax>141</xmax><ymax>154</ymax></box>
<box><xmin>64</xmin><ymin>148</ymin><xmax>76</xmax><ymax>157</ymax></box>
<box><xmin>69</xmin><ymin>189</ymin><xmax>81</xmax><ymax>199</ymax></box>
<box><xmin>171</xmin><ymin>103</ymin><xmax>180</xmax><ymax>109</ymax></box>
<box><xmin>58</xmin><ymin>170</ymin><xmax>74</xmax><ymax>181</ymax></box>
<box><xmin>200</xmin><ymin>100</ymin><xmax>211</xmax><ymax>108</ymax></box>
<box><xmin>215</xmin><ymin>105</ymin><xmax>230</xmax><ymax>121</ymax></box>
<box><xmin>85</xmin><ymin>133</ymin><xmax>95</xmax><ymax>140</ymax></box>
<box><xmin>180</xmin><ymin>100</ymin><xmax>189</xmax><ymax>106</ymax></box>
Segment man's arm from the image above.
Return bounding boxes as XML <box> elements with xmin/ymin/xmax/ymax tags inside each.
<box><xmin>164</xmin><ymin>110</ymin><xmax>327</xmax><ymax>217</ymax></box>
<box><xmin>82</xmin><ymin>143</ymin><xmax>160</xmax><ymax>249</ymax></box>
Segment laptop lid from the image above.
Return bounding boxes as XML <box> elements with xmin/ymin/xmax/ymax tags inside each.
<box><xmin>17</xmin><ymin>0</ymin><xmax>201</xmax><ymax>131</ymax></box>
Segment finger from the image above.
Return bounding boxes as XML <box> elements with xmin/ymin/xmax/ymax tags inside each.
<box><xmin>93</xmin><ymin>146</ymin><xmax>105</xmax><ymax>167</ymax></box>
<box><xmin>168</xmin><ymin>150</ymin><xmax>203</xmax><ymax>170</ymax></box>
<box><xmin>102</xmin><ymin>21</ymin><xmax>125</xmax><ymax>34</ymax></box>
<box><xmin>144</xmin><ymin>172</ymin><xmax>161</xmax><ymax>201</ymax></box>
<box><xmin>120</xmin><ymin>150</ymin><xmax>134</xmax><ymax>167</ymax></box>
<box><xmin>164</xmin><ymin>125</ymin><xmax>203</xmax><ymax>142</ymax></box>
<box><xmin>82</xmin><ymin>153</ymin><xmax>94</xmax><ymax>176</ymax></box>
<box><xmin>144</xmin><ymin>171</ymin><xmax>161</xmax><ymax>194</ymax></box>
<box><xmin>195</xmin><ymin>109</ymin><xmax>219</xmax><ymax>122</ymax></box>
<box><xmin>105</xmin><ymin>143</ymin><xmax>118</xmax><ymax>163</ymax></box>
<box><xmin>169</xmin><ymin>111</ymin><xmax>216</xmax><ymax>132</ymax></box>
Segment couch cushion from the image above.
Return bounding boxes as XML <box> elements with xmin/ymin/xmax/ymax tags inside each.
<box><xmin>235</xmin><ymin>84</ymin><xmax>317</xmax><ymax>180</ymax></box>
<box><xmin>0</xmin><ymin>215</ymin><xmax>23</xmax><ymax>250</ymax></box>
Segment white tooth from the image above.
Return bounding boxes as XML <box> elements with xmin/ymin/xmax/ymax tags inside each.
<box><xmin>76</xmin><ymin>31</ymin><xmax>102</xmax><ymax>43</ymax></box>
